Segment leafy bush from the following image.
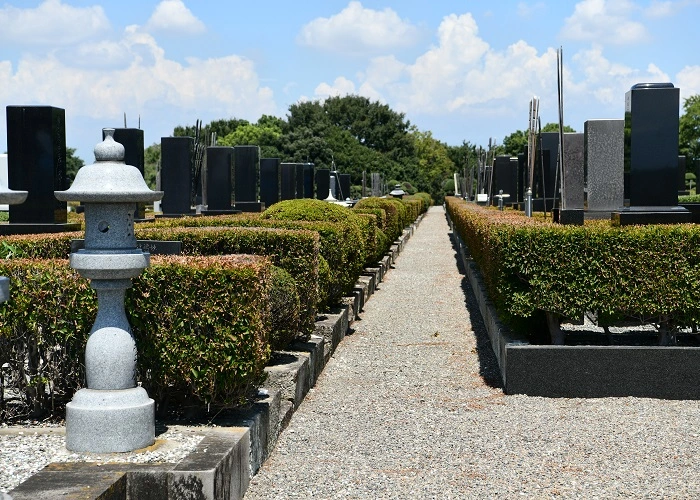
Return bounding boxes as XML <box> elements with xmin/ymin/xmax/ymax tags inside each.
<box><xmin>446</xmin><ymin>196</ymin><xmax>700</xmax><ymax>336</ymax></box>
<box><xmin>354</xmin><ymin>197</ymin><xmax>402</xmax><ymax>242</ymax></box>
<box><xmin>267</xmin><ymin>266</ymin><xmax>301</xmax><ymax>351</ymax></box>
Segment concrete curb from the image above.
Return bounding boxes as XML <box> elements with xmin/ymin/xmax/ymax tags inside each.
<box><xmin>9</xmin><ymin>213</ymin><xmax>427</xmax><ymax>500</ymax></box>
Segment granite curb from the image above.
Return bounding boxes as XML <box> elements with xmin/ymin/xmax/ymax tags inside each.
<box><xmin>8</xmin><ymin>215</ymin><xmax>424</xmax><ymax>500</ymax></box>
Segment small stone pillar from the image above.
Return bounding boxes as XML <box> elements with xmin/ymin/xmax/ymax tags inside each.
<box><xmin>55</xmin><ymin>129</ymin><xmax>163</xmax><ymax>453</ymax></box>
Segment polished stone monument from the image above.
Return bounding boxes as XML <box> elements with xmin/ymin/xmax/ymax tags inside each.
<box><xmin>612</xmin><ymin>83</ymin><xmax>690</xmax><ymax>225</ymax></box>
<box><xmin>4</xmin><ymin>105</ymin><xmax>80</xmax><ymax>234</ymax></box>
<box><xmin>303</xmin><ymin>163</ymin><xmax>315</xmax><ymax>198</ymax></box>
<box><xmin>56</xmin><ymin>129</ymin><xmax>163</xmax><ymax>452</ymax></box>
<box><xmin>280</xmin><ymin>163</ymin><xmax>296</xmax><ymax>200</ymax></box>
<box><xmin>554</xmin><ymin>133</ymin><xmax>585</xmax><ymax>225</ymax></box>
<box><xmin>260</xmin><ymin>158</ymin><xmax>280</xmax><ymax>209</ymax></box>
<box><xmin>584</xmin><ymin>119</ymin><xmax>624</xmax><ymax>219</ymax></box>
<box><xmin>295</xmin><ymin>163</ymin><xmax>305</xmax><ymax>199</ymax></box>
<box><xmin>233</xmin><ymin>145</ymin><xmax>263</xmax><ymax>212</ymax></box>
<box><xmin>203</xmin><ymin>146</ymin><xmax>239</xmax><ymax>214</ymax></box>
<box><xmin>316</xmin><ymin>168</ymin><xmax>330</xmax><ymax>200</ymax></box>
<box><xmin>493</xmin><ymin>155</ymin><xmax>517</xmax><ymax>207</ymax></box>
<box><xmin>338</xmin><ymin>173</ymin><xmax>352</xmax><ymax>201</ymax></box>
<box><xmin>160</xmin><ymin>136</ymin><xmax>193</xmax><ymax>216</ymax></box>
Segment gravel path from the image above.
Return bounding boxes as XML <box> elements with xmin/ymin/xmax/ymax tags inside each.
<box><xmin>244</xmin><ymin>205</ymin><xmax>700</xmax><ymax>499</ymax></box>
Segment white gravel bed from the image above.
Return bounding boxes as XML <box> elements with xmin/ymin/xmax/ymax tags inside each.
<box><xmin>0</xmin><ymin>425</ymin><xmax>205</xmax><ymax>493</ymax></box>
<box><xmin>244</xmin><ymin>206</ymin><xmax>700</xmax><ymax>499</ymax></box>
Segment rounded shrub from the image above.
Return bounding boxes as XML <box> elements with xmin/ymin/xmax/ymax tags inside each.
<box><xmin>267</xmin><ymin>266</ymin><xmax>301</xmax><ymax>350</ymax></box>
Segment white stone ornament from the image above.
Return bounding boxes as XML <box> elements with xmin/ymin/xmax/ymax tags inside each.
<box><xmin>55</xmin><ymin>128</ymin><xmax>163</xmax><ymax>453</ymax></box>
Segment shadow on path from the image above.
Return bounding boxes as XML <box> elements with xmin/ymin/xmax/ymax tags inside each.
<box><xmin>447</xmin><ymin>225</ymin><xmax>504</xmax><ymax>390</ymax></box>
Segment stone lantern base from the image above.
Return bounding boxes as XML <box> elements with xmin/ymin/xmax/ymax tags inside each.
<box><xmin>65</xmin><ymin>387</ymin><xmax>154</xmax><ymax>453</ymax></box>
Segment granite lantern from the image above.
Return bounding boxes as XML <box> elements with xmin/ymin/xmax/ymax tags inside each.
<box><xmin>0</xmin><ymin>182</ymin><xmax>27</xmax><ymax>303</ymax></box>
<box><xmin>55</xmin><ymin>129</ymin><xmax>163</xmax><ymax>453</ymax></box>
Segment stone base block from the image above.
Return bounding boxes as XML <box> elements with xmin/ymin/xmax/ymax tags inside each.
<box><xmin>201</xmin><ymin>209</ymin><xmax>242</xmax><ymax>216</ymax></box>
<box><xmin>232</xmin><ymin>202</ymin><xmax>265</xmax><ymax>213</ymax></box>
<box><xmin>553</xmin><ymin>208</ymin><xmax>584</xmax><ymax>225</ymax></box>
<box><xmin>0</xmin><ymin>222</ymin><xmax>82</xmax><ymax>235</ymax></box>
<box><xmin>66</xmin><ymin>387</ymin><xmax>155</xmax><ymax>453</ymax></box>
<box><xmin>611</xmin><ymin>206</ymin><xmax>692</xmax><ymax>225</ymax></box>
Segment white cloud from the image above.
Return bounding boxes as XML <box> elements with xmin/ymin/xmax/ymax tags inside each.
<box><xmin>676</xmin><ymin>65</ymin><xmax>700</xmax><ymax>100</ymax></box>
<box><xmin>145</xmin><ymin>0</ymin><xmax>205</xmax><ymax>35</ymax></box>
<box><xmin>560</xmin><ymin>0</ymin><xmax>648</xmax><ymax>45</ymax></box>
<box><xmin>645</xmin><ymin>0</ymin><xmax>675</xmax><ymax>17</ymax></box>
<box><xmin>298</xmin><ymin>1</ymin><xmax>420</xmax><ymax>55</ymax></box>
<box><xmin>517</xmin><ymin>2</ymin><xmax>546</xmax><ymax>18</ymax></box>
<box><xmin>314</xmin><ymin>77</ymin><xmax>357</xmax><ymax>99</ymax></box>
<box><xmin>0</xmin><ymin>0</ymin><xmax>110</xmax><ymax>46</ymax></box>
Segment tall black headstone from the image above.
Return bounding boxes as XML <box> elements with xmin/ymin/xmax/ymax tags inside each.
<box><xmin>493</xmin><ymin>155</ymin><xmax>517</xmax><ymax>206</ymax></box>
<box><xmin>6</xmin><ymin>105</ymin><xmax>68</xmax><ymax>224</ymax></box>
<box><xmin>104</xmin><ymin>128</ymin><xmax>146</xmax><ymax>219</ymax></box>
<box><xmin>280</xmin><ymin>163</ymin><xmax>296</xmax><ymax>201</ymax></box>
<box><xmin>338</xmin><ymin>173</ymin><xmax>351</xmax><ymax>201</ymax></box>
<box><xmin>295</xmin><ymin>163</ymin><xmax>305</xmax><ymax>199</ymax></box>
<box><xmin>160</xmin><ymin>136</ymin><xmax>193</xmax><ymax>216</ymax></box>
<box><xmin>233</xmin><ymin>145</ymin><xmax>263</xmax><ymax>212</ymax></box>
<box><xmin>614</xmin><ymin>82</ymin><xmax>690</xmax><ymax>224</ymax></box>
<box><xmin>316</xmin><ymin>168</ymin><xmax>330</xmax><ymax>200</ymax></box>
<box><xmin>205</xmin><ymin>146</ymin><xmax>234</xmax><ymax>211</ymax></box>
<box><xmin>260</xmin><ymin>158</ymin><xmax>280</xmax><ymax>209</ymax></box>
<box><xmin>303</xmin><ymin>163</ymin><xmax>315</xmax><ymax>198</ymax></box>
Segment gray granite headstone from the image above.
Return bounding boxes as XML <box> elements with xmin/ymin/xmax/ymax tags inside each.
<box><xmin>584</xmin><ymin>119</ymin><xmax>624</xmax><ymax>212</ymax></box>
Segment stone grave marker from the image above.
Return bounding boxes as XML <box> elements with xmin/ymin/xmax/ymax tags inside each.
<box><xmin>4</xmin><ymin>105</ymin><xmax>80</xmax><ymax>234</ymax></box>
<box><xmin>233</xmin><ymin>145</ymin><xmax>263</xmax><ymax>212</ymax></box>
<box><xmin>260</xmin><ymin>158</ymin><xmax>280</xmax><ymax>208</ymax></box>
<box><xmin>338</xmin><ymin>173</ymin><xmax>351</xmax><ymax>201</ymax></box>
<box><xmin>280</xmin><ymin>162</ymin><xmax>296</xmax><ymax>200</ymax></box>
<box><xmin>584</xmin><ymin>119</ymin><xmax>624</xmax><ymax>218</ymax></box>
<box><xmin>613</xmin><ymin>83</ymin><xmax>690</xmax><ymax>224</ymax></box>
<box><xmin>303</xmin><ymin>163</ymin><xmax>315</xmax><ymax>198</ymax></box>
<box><xmin>315</xmin><ymin>168</ymin><xmax>330</xmax><ymax>200</ymax></box>
<box><xmin>204</xmin><ymin>146</ymin><xmax>239</xmax><ymax>214</ymax></box>
<box><xmin>493</xmin><ymin>155</ymin><xmax>517</xmax><ymax>206</ymax></box>
<box><xmin>160</xmin><ymin>136</ymin><xmax>193</xmax><ymax>216</ymax></box>
<box><xmin>295</xmin><ymin>163</ymin><xmax>305</xmax><ymax>199</ymax></box>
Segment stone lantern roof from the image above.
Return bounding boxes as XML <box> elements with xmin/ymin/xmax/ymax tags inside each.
<box><xmin>55</xmin><ymin>129</ymin><xmax>162</xmax><ymax>203</ymax></box>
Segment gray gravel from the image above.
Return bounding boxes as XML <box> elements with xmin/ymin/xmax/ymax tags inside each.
<box><xmin>0</xmin><ymin>425</ymin><xmax>204</xmax><ymax>493</ymax></box>
<box><xmin>245</xmin><ymin>205</ymin><xmax>700</xmax><ymax>499</ymax></box>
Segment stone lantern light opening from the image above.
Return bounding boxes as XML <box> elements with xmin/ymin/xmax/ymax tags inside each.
<box><xmin>55</xmin><ymin>129</ymin><xmax>163</xmax><ymax>453</ymax></box>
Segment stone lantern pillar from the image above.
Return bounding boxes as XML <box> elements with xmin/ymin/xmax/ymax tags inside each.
<box><xmin>0</xmin><ymin>183</ymin><xmax>27</xmax><ymax>302</ymax></box>
<box><xmin>55</xmin><ymin>129</ymin><xmax>163</xmax><ymax>453</ymax></box>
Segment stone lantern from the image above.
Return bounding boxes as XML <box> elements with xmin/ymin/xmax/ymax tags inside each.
<box><xmin>0</xmin><ymin>183</ymin><xmax>27</xmax><ymax>303</ymax></box>
<box><xmin>389</xmin><ymin>184</ymin><xmax>405</xmax><ymax>199</ymax></box>
<box><xmin>55</xmin><ymin>129</ymin><xmax>163</xmax><ymax>453</ymax></box>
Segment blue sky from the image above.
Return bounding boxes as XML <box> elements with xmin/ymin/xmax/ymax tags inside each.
<box><xmin>1</xmin><ymin>0</ymin><xmax>699</xmax><ymax>163</ymax></box>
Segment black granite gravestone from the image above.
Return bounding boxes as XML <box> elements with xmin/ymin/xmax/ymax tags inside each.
<box><xmin>493</xmin><ymin>155</ymin><xmax>517</xmax><ymax>206</ymax></box>
<box><xmin>338</xmin><ymin>174</ymin><xmax>351</xmax><ymax>201</ymax></box>
<box><xmin>280</xmin><ymin>163</ymin><xmax>296</xmax><ymax>201</ymax></box>
<box><xmin>678</xmin><ymin>155</ymin><xmax>688</xmax><ymax>195</ymax></box>
<box><xmin>295</xmin><ymin>164</ymin><xmax>305</xmax><ymax>199</ymax></box>
<box><xmin>160</xmin><ymin>136</ymin><xmax>193</xmax><ymax>216</ymax></box>
<box><xmin>613</xmin><ymin>82</ymin><xmax>690</xmax><ymax>225</ymax></box>
<box><xmin>6</xmin><ymin>106</ymin><xmax>71</xmax><ymax>227</ymax></box>
<box><xmin>233</xmin><ymin>145</ymin><xmax>263</xmax><ymax>212</ymax></box>
<box><xmin>104</xmin><ymin>128</ymin><xmax>146</xmax><ymax>219</ymax></box>
<box><xmin>260</xmin><ymin>158</ymin><xmax>280</xmax><ymax>209</ymax></box>
<box><xmin>517</xmin><ymin>153</ymin><xmax>526</xmax><ymax>204</ymax></box>
<box><xmin>303</xmin><ymin>163</ymin><xmax>315</xmax><ymax>198</ymax></box>
<box><xmin>316</xmin><ymin>168</ymin><xmax>330</xmax><ymax>200</ymax></box>
<box><xmin>205</xmin><ymin>146</ymin><xmax>235</xmax><ymax>212</ymax></box>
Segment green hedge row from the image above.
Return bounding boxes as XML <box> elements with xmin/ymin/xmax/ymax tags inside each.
<box><xmin>0</xmin><ymin>255</ymin><xmax>272</xmax><ymax>418</ymax></box>
<box><xmin>446</xmin><ymin>196</ymin><xmax>700</xmax><ymax>334</ymax></box>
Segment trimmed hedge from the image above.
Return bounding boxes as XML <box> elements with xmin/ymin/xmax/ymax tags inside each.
<box><xmin>354</xmin><ymin>198</ymin><xmax>402</xmax><ymax>242</ymax></box>
<box><xmin>446</xmin><ymin>196</ymin><xmax>700</xmax><ymax>334</ymax></box>
<box><xmin>134</xmin><ymin>225</ymin><xmax>319</xmax><ymax>336</ymax></box>
<box><xmin>0</xmin><ymin>254</ymin><xmax>272</xmax><ymax>419</ymax></box>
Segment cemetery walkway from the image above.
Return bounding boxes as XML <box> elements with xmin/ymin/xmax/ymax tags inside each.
<box><xmin>243</xmin><ymin>205</ymin><xmax>700</xmax><ymax>499</ymax></box>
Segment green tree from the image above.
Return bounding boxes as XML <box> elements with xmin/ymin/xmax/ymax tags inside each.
<box><xmin>65</xmin><ymin>147</ymin><xmax>84</xmax><ymax>184</ymax></box>
<box><xmin>680</xmin><ymin>95</ymin><xmax>700</xmax><ymax>162</ymax></box>
<box><xmin>144</xmin><ymin>143</ymin><xmax>160</xmax><ymax>189</ymax></box>
<box><xmin>411</xmin><ymin>128</ymin><xmax>455</xmax><ymax>203</ymax></box>
<box><xmin>174</xmin><ymin>118</ymin><xmax>250</xmax><ymax>142</ymax></box>
<box><xmin>501</xmin><ymin>130</ymin><xmax>528</xmax><ymax>156</ymax></box>
<box><xmin>541</xmin><ymin>122</ymin><xmax>576</xmax><ymax>133</ymax></box>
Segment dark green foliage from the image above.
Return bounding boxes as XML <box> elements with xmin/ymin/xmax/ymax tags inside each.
<box><xmin>446</xmin><ymin>197</ymin><xmax>700</xmax><ymax>335</ymax></box>
<box><xmin>267</xmin><ymin>266</ymin><xmax>301</xmax><ymax>351</ymax></box>
<box><xmin>354</xmin><ymin>198</ymin><xmax>402</xmax><ymax>242</ymax></box>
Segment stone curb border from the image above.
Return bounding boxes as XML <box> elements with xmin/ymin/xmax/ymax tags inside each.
<box><xmin>8</xmin><ymin>213</ymin><xmax>426</xmax><ymax>500</ymax></box>
<box><xmin>447</xmin><ymin>211</ymin><xmax>700</xmax><ymax>401</ymax></box>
